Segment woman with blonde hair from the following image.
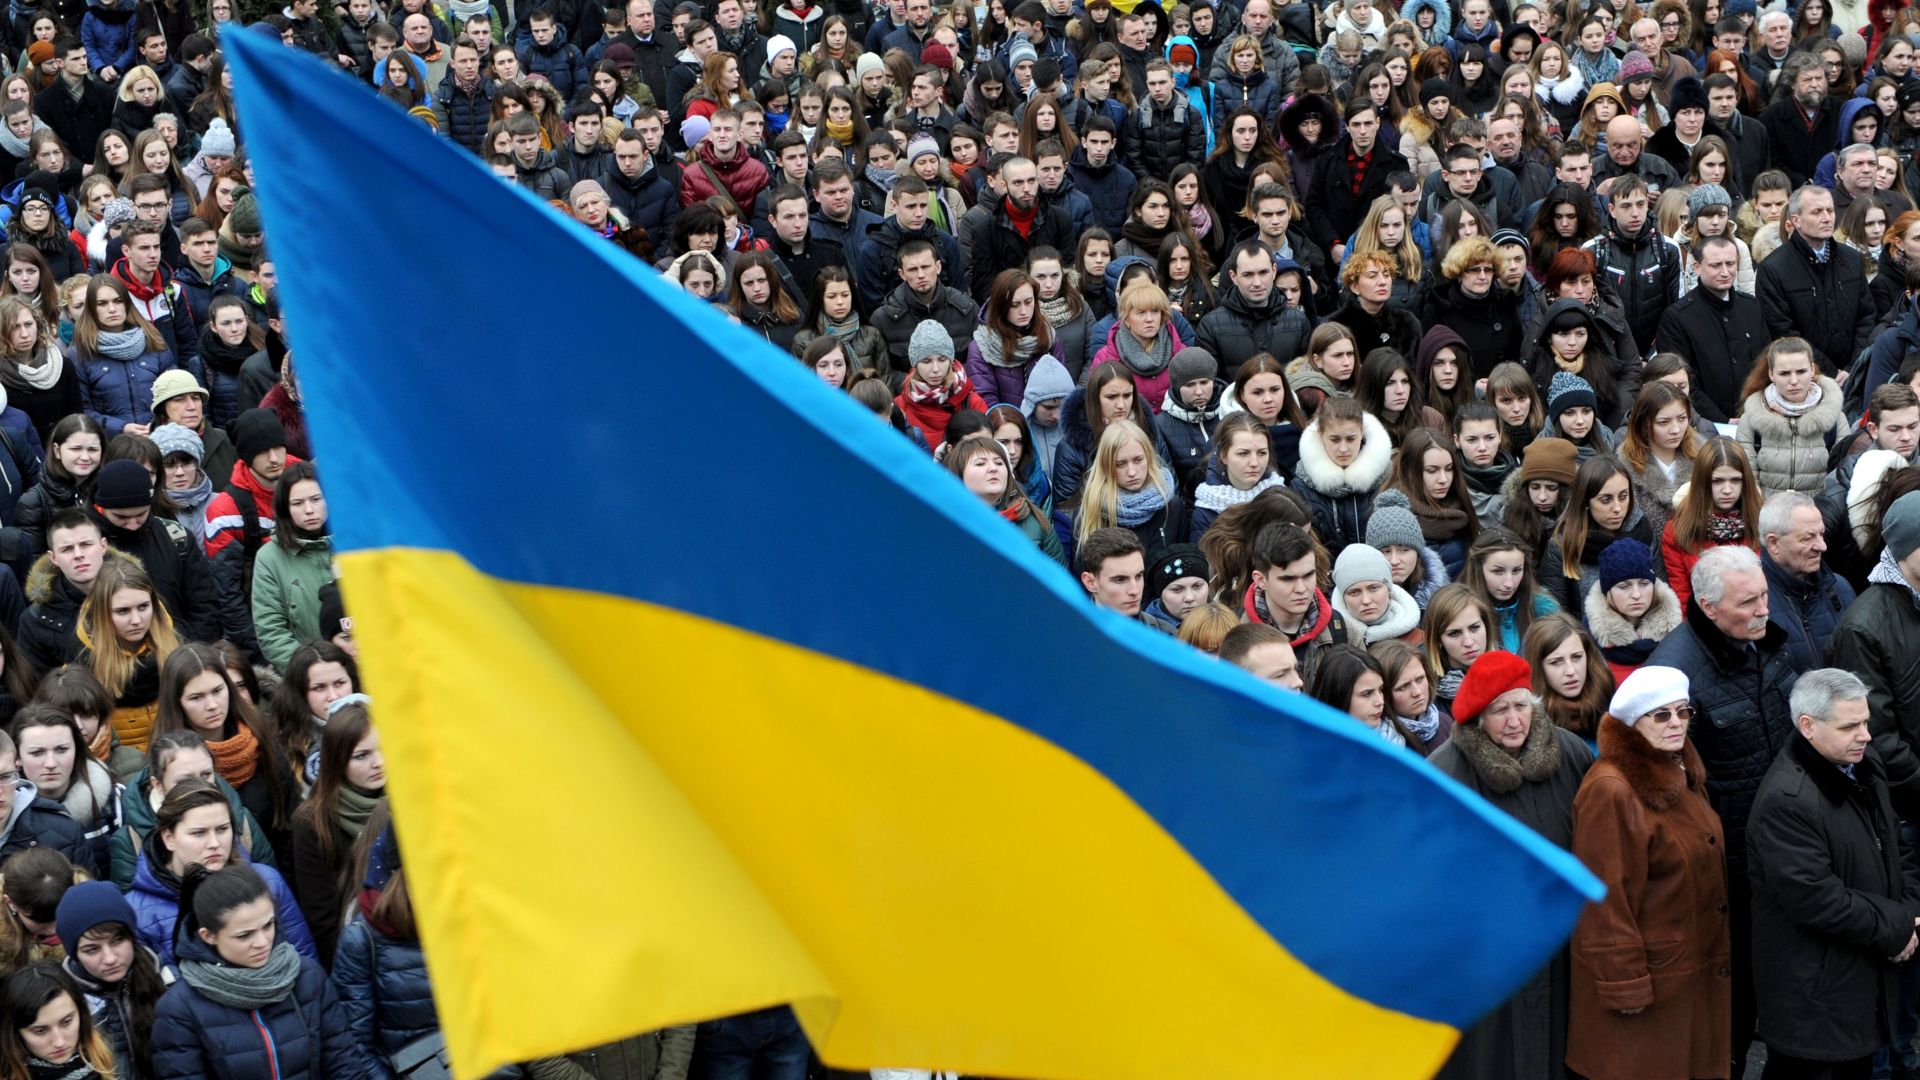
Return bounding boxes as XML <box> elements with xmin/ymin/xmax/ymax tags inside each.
<box><xmin>1089</xmin><ymin>280</ymin><xmax>1186</xmax><ymax>414</ymax></box>
<box><xmin>1071</xmin><ymin>419</ymin><xmax>1187</xmax><ymax>554</ymax></box>
<box><xmin>1346</xmin><ymin>194</ymin><xmax>1425</xmax><ymax>310</ymax></box>
<box><xmin>74</xmin><ymin>559</ymin><xmax>178</xmax><ymax>755</ymax></box>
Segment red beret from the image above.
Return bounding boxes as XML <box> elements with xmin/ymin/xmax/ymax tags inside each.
<box><xmin>1452</xmin><ymin>651</ymin><xmax>1532</xmax><ymax>725</ymax></box>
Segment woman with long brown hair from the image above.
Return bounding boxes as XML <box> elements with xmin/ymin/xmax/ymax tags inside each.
<box><xmin>1541</xmin><ymin>455</ymin><xmax>1655</xmax><ymax>611</ymax></box>
<box><xmin>1523</xmin><ymin>611</ymin><xmax>1614</xmax><ymax>742</ymax></box>
<box><xmin>75</xmin><ymin>560</ymin><xmax>178</xmax><ymax>755</ymax></box>
<box><xmin>1660</xmin><ymin>437</ymin><xmax>1762</xmax><ymax>609</ymax></box>
<box><xmin>152</xmin><ymin>643</ymin><xmax>297</xmax><ymax>866</ymax></box>
<box><xmin>289</xmin><ymin>702</ymin><xmax>383</xmax><ymax>966</ymax></box>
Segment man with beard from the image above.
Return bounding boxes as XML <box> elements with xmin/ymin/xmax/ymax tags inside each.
<box><xmin>1761</xmin><ymin>53</ymin><xmax>1840</xmax><ymax>186</ymax></box>
<box><xmin>962</xmin><ymin>156</ymin><xmax>1066</xmax><ymax>299</ymax></box>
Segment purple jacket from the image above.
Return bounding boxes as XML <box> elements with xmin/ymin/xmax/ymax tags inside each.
<box><xmin>964</xmin><ymin>329</ymin><xmax>1068</xmax><ymax>409</ymax></box>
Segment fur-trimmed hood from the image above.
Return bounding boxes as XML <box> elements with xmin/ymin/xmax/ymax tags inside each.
<box><xmin>1444</xmin><ymin>699</ymin><xmax>1563</xmax><ymax>795</ymax></box>
<box><xmin>1297</xmin><ymin>412</ymin><xmax>1393</xmax><ymax>496</ymax></box>
<box><xmin>1739</xmin><ymin>376</ymin><xmax>1848</xmax><ymax>442</ymax></box>
<box><xmin>1584</xmin><ymin>577</ymin><xmax>1684</xmax><ymax>648</ymax></box>
<box><xmin>1398</xmin><ymin>0</ymin><xmax>1451</xmax><ymax>43</ymax></box>
<box><xmin>24</xmin><ymin>547</ymin><xmax>142</xmax><ymax>607</ymax></box>
<box><xmin>1596</xmin><ymin>710</ymin><xmax>1708</xmax><ymax>810</ymax></box>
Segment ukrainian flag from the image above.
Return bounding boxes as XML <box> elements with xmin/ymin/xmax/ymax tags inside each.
<box><xmin>224</xmin><ymin>34</ymin><xmax>1601</xmax><ymax>1080</ymax></box>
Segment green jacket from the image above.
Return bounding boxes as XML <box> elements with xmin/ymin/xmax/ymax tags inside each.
<box><xmin>251</xmin><ymin>533</ymin><xmax>337</xmax><ymax>672</ymax></box>
<box><xmin>524</xmin><ymin>1028</ymin><xmax>695</xmax><ymax>1080</ymax></box>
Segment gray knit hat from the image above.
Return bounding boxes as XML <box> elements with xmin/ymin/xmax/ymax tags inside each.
<box><xmin>1365</xmin><ymin>489</ymin><xmax>1425</xmax><ymax>552</ymax></box>
<box><xmin>150</xmin><ymin>423</ymin><xmax>203</xmax><ymax>464</ymax></box>
<box><xmin>1884</xmin><ymin>490</ymin><xmax>1920</xmax><ymax>560</ymax></box>
<box><xmin>907</xmin><ymin>320</ymin><xmax>955</xmax><ymax>366</ymax></box>
<box><xmin>1007</xmin><ymin>39</ymin><xmax>1039</xmax><ymax>70</ymax></box>
<box><xmin>100</xmin><ymin>197</ymin><xmax>135</xmax><ymax>230</ymax></box>
<box><xmin>1687</xmin><ymin>183</ymin><xmax>1730</xmax><ymax>218</ymax></box>
<box><xmin>1168</xmin><ymin>347</ymin><xmax>1216</xmax><ymax>391</ymax></box>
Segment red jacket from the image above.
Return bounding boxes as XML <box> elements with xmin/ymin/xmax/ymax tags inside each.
<box><xmin>678</xmin><ymin>141</ymin><xmax>771</xmax><ymax>210</ymax></box>
<box><xmin>203</xmin><ymin>455</ymin><xmax>304</xmax><ymax>559</ymax></box>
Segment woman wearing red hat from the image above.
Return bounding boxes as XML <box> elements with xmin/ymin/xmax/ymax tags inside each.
<box><xmin>1566</xmin><ymin>664</ymin><xmax>1731</xmax><ymax>1080</ymax></box>
<box><xmin>1426</xmin><ymin>649</ymin><xmax>1595</xmax><ymax>1079</ymax></box>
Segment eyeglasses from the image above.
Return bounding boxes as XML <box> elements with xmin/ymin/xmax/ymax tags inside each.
<box><xmin>1464</xmin><ymin>264</ymin><xmax>1496</xmax><ymax>275</ymax></box>
<box><xmin>1646</xmin><ymin>705</ymin><xmax>1695</xmax><ymax>724</ymax></box>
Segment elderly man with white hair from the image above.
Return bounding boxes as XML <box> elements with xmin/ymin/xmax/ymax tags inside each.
<box><xmin>1648</xmin><ymin>543</ymin><xmax>1801</xmax><ymax>1072</ymax></box>
<box><xmin>1759</xmin><ymin>490</ymin><xmax>1855</xmax><ymax>670</ymax></box>
<box><xmin>1748</xmin><ymin>668</ymin><xmax>1920</xmax><ymax>1080</ymax></box>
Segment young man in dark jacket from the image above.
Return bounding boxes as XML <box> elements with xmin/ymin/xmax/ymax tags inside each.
<box><xmin>1195</xmin><ymin>241</ymin><xmax>1311</xmax><ymax>377</ymax></box>
<box><xmin>1582</xmin><ymin>173</ymin><xmax>1681</xmax><ymax>355</ymax></box>
<box><xmin>1066</xmin><ymin>117</ymin><xmax>1133</xmax><ymax>233</ymax></box>
<box><xmin>88</xmin><ymin>460</ymin><xmax>222</xmax><ymax>647</ymax></box>
<box><xmin>1124</xmin><ymin>61</ymin><xmax>1206</xmax><ymax>181</ymax></box>
<box><xmin>518</xmin><ymin>7</ymin><xmax>587</xmax><ymax>99</ymax></box>
<box><xmin>1304</xmin><ymin>100</ymin><xmax>1406</xmax><ymax>260</ymax></box>
<box><xmin>1655</xmin><ymin>233</ymin><xmax>1765</xmax><ymax>421</ymax></box>
<box><xmin>16</xmin><ymin>510</ymin><xmax>107</xmax><ymax>673</ymax></box>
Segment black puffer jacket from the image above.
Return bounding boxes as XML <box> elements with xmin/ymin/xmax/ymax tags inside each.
<box><xmin>1748</xmin><ymin>736</ymin><xmax>1920</xmax><ymax>1062</ymax></box>
<box><xmin>1756</xmin><ymin>232</ymin><xmax>1877</xmax><ymax>376</ymax></box>
<box><xmin>1583</xmin><ymin>217</ymin><xmax>1682</xmax><ymax>354</ymax></box>
<box><xmin>432</xmin><ymin>75</ymin><xmax>495</xmax><ymax>155</ymax></box>
<box><xmin>152</xmin><ymin>939</ymin><xmax>373</xmax><ymax>1080</ymax></box>
<box><xmin>1123</xmin><ymin>93</ymin><xmax>1207</xmax><ymax>182</ymax></box>
<box><xmin>871</xmin><ymin>282</ymin><xmax>977</xmax><ymax>372</ymax></box>
<box><xmin>1646</xmin><ymin>599</ymin><xmax>1800</xmax><ymax>874</ymax></box>
<box><xmin>1193</xmin><ymin>283</ymin><xmax>1310</xmax><ymax>377</ymax></box>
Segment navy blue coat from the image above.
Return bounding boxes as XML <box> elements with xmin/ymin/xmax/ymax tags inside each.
<box><xmin>74</xmin><ymin>342</ymin><xmax>179</xmax><ymax>438</ymax></box>
<box><xmin>518</xmin><ymin>32</ymin><xmax>588</xmax><ymax>101</ymax></box>
<box><xmin>1763</xmin><ymin>551</ymin><xmax>1854</xmax><ymax>673</ymax></box>
<box><xmin>331</xmin><ymin>916</ymin><xmax>436</xmax><ymax>1074</ymax></box>
<box><xmin>152</xmin><ymin>937</ymin><xmax>375</xmax><ymax>1080</ymax></box>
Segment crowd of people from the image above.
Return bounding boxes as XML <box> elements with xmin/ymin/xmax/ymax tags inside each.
<box><xmin>464</xmin><ymin>0</ymin><xmax>1920</xmax><ymax>1073</ymax></box>
<box><xmin>0</xmin><ymin>0</ymin><xmax>1913</xmax><ymax>1071</ymax></box>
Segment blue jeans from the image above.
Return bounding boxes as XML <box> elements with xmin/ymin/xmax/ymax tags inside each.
<box><xmin>690</xmin><ymin>1006</ymin><xmax>811</xmax><ymax>1080</ymax></box>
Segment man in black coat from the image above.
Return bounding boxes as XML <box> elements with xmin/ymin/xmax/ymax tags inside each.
<box><xmin>1195</xmin><ymin>241</ymin><xmax>1311</xmax><ymax>377</ymax></box>
<box><xmin>1583</xmin><ymin>172</ymin><xmax>1683</xmax><ymax>354</ymax></box>
<box><xmin>1760</xmin><ymin>53</ymin><xmax>1840</xmax><ymax>186</ymax></box>
<box><xmin>1656</xmin><ymin>234</ymin><xmax>1767</xmax><ymax>422</ymax></box>
<box><xmin>1757</xmin><ymin>185</ymin><xmax>1876</xmax><ymax>377</ymax></box>
<box><xmin>1828</xmin><ymin>491</ymin><xmax>1920</xmax><ymax>813</ymax></box>
<box><xmin>611</xmin><ymin>0</ymin><xmax>671</xmax><ymax>107</ymax></box>
<box><xmin>872</xmin><ymin>238</ymin><xmax>977</xmax><ymax>371</ymax></box>
<box><xmin>964</xmin><ymin>156</ymin><xmax>1065</xmax><ymax>300</ymax></box>
<box><xmin>33</xmin><ymin>39</ymin><xmax>112</xmax><ymax>164</ymax></box>
<box><xmin>855</xmin><ymin>177</ymin><xmax>963</xmax><ymax>313</ymax></box>
<box><xmin>0</xmin><ymin>733</ymin><xmax>94</xmax><ymax>874</ymax></box>
<box><xmin>1748</xmin><ymin>668</ymin><xmax>1920</xmax><ymax>1078</ymax></box>
<box><xmin>1303</xmin><ymin>100</ymin><xmax>1406</xmax><ymax>262</ymax></box>
<box><xmin>1648</xmin><ymin>544</ymin><xmax>1801</xmax><ymax>1071</ymax></box>
<box><xmin>86</xmin><ymin>461</ymin><xmax>222</xmax><ymax>646</ymax></box>
<box><xmin>763</xmin><ymin>183</ymin><xmax>848</xmax><ymax>317</ymax></box>
<box><xmin>604</xmin><ymin>129</ymin><xmax>677</xmax><ymax>249</ymax></box>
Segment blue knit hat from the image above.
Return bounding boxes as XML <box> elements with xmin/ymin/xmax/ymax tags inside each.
<box><xmin>1547</xmin><ymin>371</ymin><xmax>1597</xmax><ymax>419</ymax></box>
<box><xmin>1726</xmin><ymin>0</ymin><xmax>1756</xmax><ymax>16</ymax></box>
<box><xmin>55</xmin><ymin>881</ymin><xmax>138</xmax><ymax>961</ymax></box>
<box><xmin>1598</xmin><ymin>538</ymin><xmax>1658</xmax><ymax>592</ymax></box>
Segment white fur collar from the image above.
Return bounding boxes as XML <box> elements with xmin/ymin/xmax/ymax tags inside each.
<box><xmin>1335</xmin><ymin>581</ymin><xmax>1422</xmax><ymax>643</ymax></box>
<box><xmin>1582</xmin><ymin>577</ymin><xmax>1683</xmax><ymax>647</ymax></box>
<box><xmin>1297</xmin><ymin>412</ymin><xmax>1393</xmax><ymax>495</ymax></box>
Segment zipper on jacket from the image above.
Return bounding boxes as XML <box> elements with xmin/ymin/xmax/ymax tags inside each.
<box><xmin>251</xmin><ymin>1009</ymin><xmax>282</xmax><ymax>1080</ymax></box>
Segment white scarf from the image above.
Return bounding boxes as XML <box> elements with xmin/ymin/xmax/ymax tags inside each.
<box><xmin>10</xmin><ymin>343</ymin><xmax>62</xmax><ymax>391</ymax></box>
<box><xmin>1765</xmin><ymin>381</ymin><xmax>1823</xmax><ymax>417</ymax></box>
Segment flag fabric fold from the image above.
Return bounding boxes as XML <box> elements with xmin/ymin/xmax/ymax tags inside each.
<box><xmin>223</xmin><ymin>33</ymin><xmax>1603</xmax><ymax>1080</ymax></box>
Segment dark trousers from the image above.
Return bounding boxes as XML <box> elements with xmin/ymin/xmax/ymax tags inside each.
<box><xmin>1733</xmin><ymin>874</ymin><xmax>1757</xmax><ymax>1079</ymax></box>
<box><xmin>1764</xmin><ymin>1051</ymin><xmax>1875</xmax><ymax>1080</ymax></box>
<box><xmin>690</xmin><ymin>1006</ymin><xmax>811</xmax><ymax>1080</ymax></box>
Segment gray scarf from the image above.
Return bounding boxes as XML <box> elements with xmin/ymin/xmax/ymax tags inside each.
<box><xmin>180</xmin><ymin>941</ymin><xmax>303</xmax><ymax>1009</ymax></box>
<box><xmin>1114</xmin><ymin>324</ymin><xmax>1171</xmax><ymax>377</ymax></box>
<box><xmin>1038</xmin><ymin>292</ymin><xmax>1078</xmax><ymax>330</ymax></box>
<box><xmin>0</xmin><ymin>116</ymin><xmax>42</xmax><ymax>159</ymax></box>
<box><xmin>1764</xmin><ymin>382</ymin><xmax>1823</xmax><ymax>417</ymax></box>
<box><xmin>971</xmin><ymin>324</ymin><xmax>1040</xmax><ymax>368</ymax></box>
<box><xmin>91</xmin><ymin>327</ymin><xmax>149</xmax><ymax>362</ymax></box>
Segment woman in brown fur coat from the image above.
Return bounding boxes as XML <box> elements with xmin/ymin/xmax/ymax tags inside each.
<box><xmin>1567</xmin><ymin>665</ymin><xmax>1733</xmax><ymax>1080</ymax></box>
